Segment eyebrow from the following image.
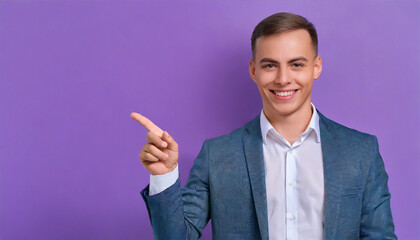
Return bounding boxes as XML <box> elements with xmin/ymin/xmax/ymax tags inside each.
<box><xmin>259</xmin><ymin>57</ymin><xmax>309</xmax><ymax>64</ymax></box>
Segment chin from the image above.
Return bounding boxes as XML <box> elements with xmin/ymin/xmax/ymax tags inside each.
<box><xmin>275</xmin><ymin>98</ymin><xmax>307</xmax><ymax>114</ymax></box>
<box><xmin>274</xmin><ymin>108</ymin><xmax>297</xmax><ymax>117</ymax></box>
<box><xmin>265</xmin><ymin>104</ymin><xmax>295</xmax><ymax>117</ymax></box>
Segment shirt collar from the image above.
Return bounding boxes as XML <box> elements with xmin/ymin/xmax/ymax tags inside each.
<box><xmin>260</xmin><ymin>103</ymin><xmax>321</xmax><ymax>145</ymax></box>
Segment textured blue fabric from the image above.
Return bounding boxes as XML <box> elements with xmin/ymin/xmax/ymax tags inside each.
<box><xmin>141</xmin><ymin>110</ymin><xmax>397</xmax><ymax>240</ymax></box>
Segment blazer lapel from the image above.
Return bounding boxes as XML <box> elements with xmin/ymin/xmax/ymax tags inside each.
<box><xmin>243</xmin><ymin>115</ymin><xmax>269</xmax><ymax>240</ymax></box>
<box><xmin>241</xmin><ymin>111</ymin><xmax>343</xmax><ymax>240</ymax></box>
<box><xmin>318</xmin><ymin>110</ymin><xmax>342</xmax><ymax>240</ymax></box>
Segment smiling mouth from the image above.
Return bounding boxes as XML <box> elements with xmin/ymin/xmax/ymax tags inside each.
<box><xmin>270</xmin><ymin>90</ymin><xmax>297</xmax><ymax>97</ymax></box>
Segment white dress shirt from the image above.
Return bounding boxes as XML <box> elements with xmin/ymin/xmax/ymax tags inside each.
<box><xmin>149</xmin><ymin>103</ymin><xmax>324</xmax><ymax>240</ymax></box>
<box><xmin>260</xmin><ymin>103</ymin><xmax>324</xmax><ymax>240</ymax></box>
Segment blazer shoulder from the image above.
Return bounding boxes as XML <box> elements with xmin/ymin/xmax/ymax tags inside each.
<box><xmin>205</xmin><ymin>114</ymin><xmax>260</xmax><ymax>148</ymax></box>
<box><xmin>318</xmin><ymin>110</ymin><xmax>378</xmax><ymax>145</ymax></box>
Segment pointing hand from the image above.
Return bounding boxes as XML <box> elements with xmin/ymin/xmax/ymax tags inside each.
<box><xmin>131</xmin><ymin>112</ymin><xmax>179</xmax><ymax>175</ymax></box>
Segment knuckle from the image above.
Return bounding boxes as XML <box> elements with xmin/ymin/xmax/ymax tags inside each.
<box><xmin>145</xmin><ymin>153</ymin><xmax>157</xmax><ymax>161</ymax></box>
<box><xmin>139</xmin><ymin>151</ymin><xmax>145</xmax><ymax>161</ymax></box>
<box><xmin>146</xmin><ymin>131</ymin><xmax>155</xmax><ymax>140</ymax></box>
<box><xmin>144</xmin><ymin>152</ymin><xmax>152</xmax><ymax>160</ymax></box>
<box><xmin>166</xmin><ymin>134</ymin><xmax>172</xmax><ymax>141</ymax></box>
<box><xmin>149</xmin><ymin>144</ymin><xmax>157</xmax><ymax>153</ymax></box>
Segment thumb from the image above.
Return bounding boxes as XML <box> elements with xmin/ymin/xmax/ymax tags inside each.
<box><xmin>162</xmin><ymin>131</ymin><xmax>178</xmax><ymax>152</ymax></box>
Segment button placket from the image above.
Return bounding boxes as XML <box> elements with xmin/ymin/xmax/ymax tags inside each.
<box><xmin>285</xmin><ymin>147</ymin><xmax>298</xmax><ymax>239</ymax></box>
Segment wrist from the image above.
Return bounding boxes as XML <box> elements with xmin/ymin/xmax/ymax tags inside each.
<box><xmin>150</xmin><ymin>163</ymin><xmax>178</xmax><ymax>176</ymax></box>
<box><xmin>149</xmin><ymin>164</ymin><xmax>179</xmax><ymax>195</ymax></box>
<box><xmin>166</xmin><ymin>163</ymin><xmax>178</xmax><ymax>173</ymax></box>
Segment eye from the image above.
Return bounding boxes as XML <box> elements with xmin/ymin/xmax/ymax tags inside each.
<box><xmin>263</xmin><ymin>64</ymin><xmax>276</xmax><ymax>69</ymax></box>
<box><xmin>292</xmin><ymin>63</ymin><xmax>304</xmax><ymax>68</ymax></box>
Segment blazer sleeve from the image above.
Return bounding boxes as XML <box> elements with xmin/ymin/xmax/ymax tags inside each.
<box><xmin>140</xmin><ymin>139</ymin><xmax>211</xmax><ymax>240</ymax></box>
<box><xmin>360</xmin><ymin>136</ymin><xmax>397</xmax><ymax>239</ymax></box>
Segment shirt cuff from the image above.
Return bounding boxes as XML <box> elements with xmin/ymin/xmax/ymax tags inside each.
<box><xmin>149</xmin><ymin>164</ymin><xmax>179</xmax><ymax>196</ymax></box>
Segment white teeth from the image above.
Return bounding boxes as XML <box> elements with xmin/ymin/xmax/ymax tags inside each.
<box><xmin>274</xmin><ymin>90</ymin><xmax>295</xmax><ymax>96</ymax></box>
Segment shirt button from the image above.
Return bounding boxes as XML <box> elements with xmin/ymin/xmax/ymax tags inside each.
<box><xmin>288</xmin><ymin>181</ymin><xmax>294</xmax><ymax>186</ymax></box>
<box><xmin>287</xmin><ymin>213</ymin><xmax>295</xmax><ymax>221</ymax></box>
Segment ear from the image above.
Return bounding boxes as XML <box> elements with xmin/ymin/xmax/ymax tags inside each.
<box><xmin>249</xmin><ymin>59</ymin><xmax>257</xmax><ymax>83</ymax></box>
<box><xmin>313</xmin><ymin>55</ymin><xmax>322</xmax><ymax>80</ymax></box>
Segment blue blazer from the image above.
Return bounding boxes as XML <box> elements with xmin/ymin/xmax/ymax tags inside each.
<box><xmin>141</xmin><ymin>111</ymin><xmax>397</xmax><ymax>239</ymax></box>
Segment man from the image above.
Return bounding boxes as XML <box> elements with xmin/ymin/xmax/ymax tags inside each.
<box><xmin>131</xmin><ymin>12</ymin><xmax>397</xmax><ymax>240</ymax></box>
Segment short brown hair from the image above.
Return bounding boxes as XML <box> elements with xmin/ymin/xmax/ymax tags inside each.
<box><xmin>251</xmin><ymin>12</ymin><xmax>318</xmax><ymax>60</ymax></box>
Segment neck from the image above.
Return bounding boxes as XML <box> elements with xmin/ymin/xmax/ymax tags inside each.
<box><xmin>264</xmin><ymin>102</ymin><xmax>313</xmax><ymax>145</ymax></box>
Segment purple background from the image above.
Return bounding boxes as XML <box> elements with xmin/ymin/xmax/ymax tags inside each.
<box><xmin>1</xmin><ymin>1</ymin><xmax>419</xmax><ymax>239</ymax></box>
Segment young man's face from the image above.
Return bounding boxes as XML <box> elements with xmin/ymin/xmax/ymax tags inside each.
<box><xmin>249</xmin><ymin>29</ymin><xmax>322</xmax><ymax>119</ymax></box>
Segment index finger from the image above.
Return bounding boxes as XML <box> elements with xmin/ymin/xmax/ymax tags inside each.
<box><xmin>130</xmin><ymin>112</ymin><xmax>164</xmax><ymax>137</ymax></box>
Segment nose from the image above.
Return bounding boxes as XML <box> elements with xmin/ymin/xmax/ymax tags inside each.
<box><xmin>275</xmin><ymin>68</ymin><xmax>291</xmax><ymax>85</ymax></box>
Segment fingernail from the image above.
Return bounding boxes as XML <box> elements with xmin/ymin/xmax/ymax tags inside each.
<box><xmin>162</xmin><ymin>141</ymin><xmax>168</xmax><ymax>148</ymax></box>
<box><xmin>164</xmin><ymin>154</ymin><xmax>169</xmax><ymax>160</ymax></box>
